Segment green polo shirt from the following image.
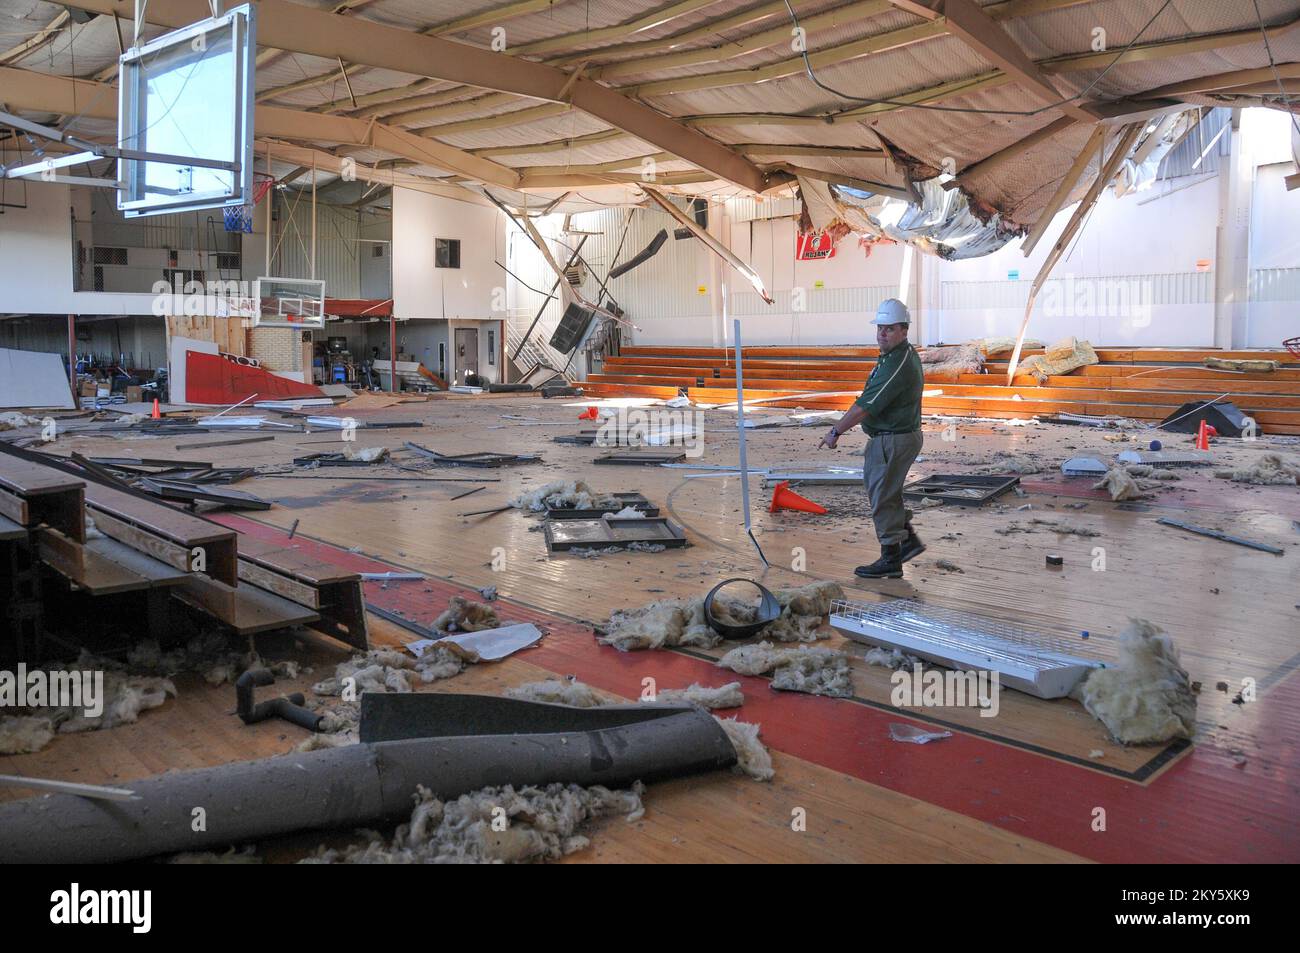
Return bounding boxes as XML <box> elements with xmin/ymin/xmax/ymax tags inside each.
<box><xmin>855</xmin><ymin>341</ymin><xmax>923</xmax><ymax>435</ymax></box>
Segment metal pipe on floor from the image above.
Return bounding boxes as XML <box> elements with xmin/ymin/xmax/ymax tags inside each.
<box><xmin>0</xmin><ymin>702</ymin><xmax>735</xmax><ymax>864</ymax></box>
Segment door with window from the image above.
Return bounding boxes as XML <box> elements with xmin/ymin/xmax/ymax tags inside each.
<box><xmin>454</xmin><ymin>328</ymin><xmax>479</xmax><ymax>382</ymax></box>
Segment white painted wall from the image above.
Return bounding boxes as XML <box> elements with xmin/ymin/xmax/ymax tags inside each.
<box><xmin>931</xmin><ymin>176</ymin><xmax>1220</xmax><ymax>347</ymax></box>
<box><xmin>392</xmin><ymin>188</ymin><xmax>505</xmax><ymax>321</ymax></box>
<box><xmin>1247</xmin><ymin>161</ymin><xmax>1300</xmax><ymax>348</ymax></box>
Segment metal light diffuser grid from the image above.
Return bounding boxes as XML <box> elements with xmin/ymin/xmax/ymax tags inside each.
<box><xmin>830</xmin><ymin>599</ymin><xmax>1103</xmax><ymax>699</ymax></box>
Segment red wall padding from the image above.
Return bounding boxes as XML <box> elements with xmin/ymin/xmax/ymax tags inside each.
<box><xmin>185</xmin><ymin>350</ymin><xmax>324</xmax><ymax>404</ymax></box>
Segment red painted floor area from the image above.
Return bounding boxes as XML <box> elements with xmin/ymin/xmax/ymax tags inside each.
<box><xmin>214</xmin><ymin>513</ymin><xmax>1300</xmax><ymax>864</ymax></box>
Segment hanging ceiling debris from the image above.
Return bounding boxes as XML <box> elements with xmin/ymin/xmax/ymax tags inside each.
<box><xmin>0</xmin><ymin>0</ymin><xmax>1297</xmax><ymax>256</ymax></box>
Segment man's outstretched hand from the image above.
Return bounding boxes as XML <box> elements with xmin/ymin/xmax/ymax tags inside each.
<box><xmin>818</xmin><ymin>426</ymin><xmax>839</xmax><ymax>450</ymax></box>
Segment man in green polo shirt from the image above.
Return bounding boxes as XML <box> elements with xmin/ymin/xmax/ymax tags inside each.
<box><xmin>818</xmin><ymin>298</ymin><xmax>925</xmax><ymax>579</ymax></box>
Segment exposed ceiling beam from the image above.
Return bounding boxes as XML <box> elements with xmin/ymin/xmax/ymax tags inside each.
<box><xmin>1019</xmin><ymin>122</ymin><xmax>1106</xmax><ymax>254</ymax></box>
<box><xmin>60</xmin><ymin>0</ymin><xmax>769</xmax><ymax>194</ymax></box>
<box><xmin>470</xmin><ymin>129</ymin><xmax>632</xmax><ymax>158</ymax></box>
<box><xmin>737</xmin><ymin>144</ymin><xmax>888</xmax><ymax>158</ymax></box>
<box><xmin>551</xmin><ymin>0</ymin><xmax>801</xmax><ymax>67</ymax></box>
<box><xmin>0</xmin><ymin>66</ymin><xmax>522</xmax><ymax>189</ymax></box>
<box><xmin>517</xmin><ymin>152</ymin><xmax>675</xmax><ymax>176</ymax></box>
<box><xmin>952</xmin><ymin>114</ymin><xmax>1078</xmax><ymax>184</ymax></box>
<box><xmin>514</xmin><ymin>0</ymin><xmax>722</xmax><ymax>57</ymax></box>
<box><xmin>770</xmin><ymin>164</ymin><xmax>913</xmax><ymax>202</ymax></box>
<box><xmin>517</xmin><ymin>171</ymin><xmax>715</xmax><ymax>189</ymax></box>
<box><xmin>685</xmin><ymin>70</ymin><xmax>1010</xmax><ymax>126</ymax></box>
<box><xmin>346</xmin><ymin>185</ymin><xmax>392</xmax><ymax>209</ymax></box>
<box><xmin>915</xmin><ymin>0</ymin><xmax>1096</xmax><ymax>121</ymax></box>
<box><xmin>353</xmin><ymin>88</ymin><xmax>486</xmax><ymax>121</ymax></box>
<box><xmin>257</xmin><ymin>63</ymin><xmax>361</xmax><ymax>103</ymax></box>
<box><xmin>1041</xmin><ymin>15</ymin><xmax>1300</xmax><ymax>74</ymax></box>
<box><xmin>1139</xmin><ymin>63</ymin><xmax>1300</xmax><ymax>98</ymax></box>
<box><xmin>596</xmin><ymin>0</ymin><xmax>897</xmax><ymax>81</ymax></box>
<box><xmin>257</xmin><ymin>139</ymin><xmax>492</xmax><ymax>206</ymax></box>
<box><xmin>0</xmin><ymin>11</ymin><xmax>70</xmax><ymax>67</ymax></box>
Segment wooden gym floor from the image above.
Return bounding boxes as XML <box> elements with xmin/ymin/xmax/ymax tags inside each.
<box><xmin>4</xmin><ymin>394</ymin><xmax>1298</xmax><ymax>863</ymax></box>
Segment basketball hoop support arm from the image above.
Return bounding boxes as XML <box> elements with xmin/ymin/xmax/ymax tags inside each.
<box><xmin>0</xmin><ymin>109</ymin><xmax>239</xmax><ymax>184</ymax></box>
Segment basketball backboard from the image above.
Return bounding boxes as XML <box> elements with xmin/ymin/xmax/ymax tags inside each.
<box><xmin>117</xmin><ymin>4</ymin><xmax>256</xmax><ymax>218</ymax></box>
<box><xmin>252</xmin><ymin>277</ymin><xmax>327</xmax><ymax>329</ymax></box>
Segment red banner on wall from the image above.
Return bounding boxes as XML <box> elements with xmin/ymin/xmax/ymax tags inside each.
<box><xmin>796</xmin><ymin>231</ymin><xmax>837</xmax><ymax>260</ymax></box>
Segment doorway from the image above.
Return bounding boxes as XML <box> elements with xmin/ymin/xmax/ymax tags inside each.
<box><xmin>454</xmin><ymin>327</ymin><xmax>479</xmax><ymax>382</ymax></box>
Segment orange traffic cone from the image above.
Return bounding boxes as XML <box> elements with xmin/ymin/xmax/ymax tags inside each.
<box><xmin>1195</xmin><ymin>418</ymin><xmax>1209</xmax><ymax>451</ymax></box>
<box><xmin>768</xmin><ymin>481</ymin><xmax>828</xmax><ymax>515</ymax></box>
<box><xmin>151</xmin><ymin>398</ymin><xmax>161</xmax><ymax>420</ymax></box>
<box><xmin>578</xmin><ymin>406</ymin><xmax>599</xmax><ymax>421</ymax></box>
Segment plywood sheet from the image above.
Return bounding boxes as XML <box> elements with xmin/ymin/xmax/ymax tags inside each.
<box><xmin>0</xmin><ymin>348</ymin><xmax>74</xmax><ymax>410</ymax></box>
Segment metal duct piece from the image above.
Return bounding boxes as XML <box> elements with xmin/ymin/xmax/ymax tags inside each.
<box><xmin>0</xmin><ymin>695</ymin><xmax>735</xmax><ymax>864</ymax></box>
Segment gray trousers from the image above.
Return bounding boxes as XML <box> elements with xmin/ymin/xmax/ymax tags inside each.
<box><xmin>863</xmin><ymin>430</ymin><xmax>924</xmax><ymax>546</ymax></box>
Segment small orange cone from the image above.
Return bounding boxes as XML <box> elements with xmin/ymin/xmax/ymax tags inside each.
<box><xmin>1195</xmin><ymin>418</ymin><xmax>1209</xmax><ymax>451</ymax></box>
<box><xmin>151</xmin><ymin>398</ymin><xmax>161</xmax><ymax>420</ymax></box>
<box><xmin>769</xmin><ymin>480</ymin><xmax>828</xmax><ymax>515</ymax></box>
<box><xmin>578</xmin><ymin>406</ymin><xmax>599</xmax><ymax>421</ymax></box>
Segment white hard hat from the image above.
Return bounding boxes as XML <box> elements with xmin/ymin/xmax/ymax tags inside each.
<box><xmin>872</xmin><ymin>298</ymin><xmax>911</xmax><ymax>325</ymax></box>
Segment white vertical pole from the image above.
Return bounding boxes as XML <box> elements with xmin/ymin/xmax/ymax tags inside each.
<box><xmin>733</xmin><ymin>318</ymin><xmax>768</xmax><ymax>566</ymax></box>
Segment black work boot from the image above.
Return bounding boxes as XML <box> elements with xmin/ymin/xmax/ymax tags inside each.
<box><xmin>899</xmin><ymin>521</ymin><xmax>926</xmax><ymax>564</ymax></box>
<box><xmin>855</xmin><ymin>543</ymin><xmax>904</xmax><ymax>579</ymax></box>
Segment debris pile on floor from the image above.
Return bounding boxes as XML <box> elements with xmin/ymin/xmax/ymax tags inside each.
<box><xmin>312</xmin><ymin>644</ymin><xmax>473</xmax><ymax>699</ymax></box>
<box><xmin>1017</xmin><ymin>336</ymin><xmax>1099</xmax><ymax>383</ymax></box>
<box><xmin>343</xmin><ymin>446</ymin><xmax>388</xmax><ymax>463</ymax></box>
<box><xmin>597</xmin><ymin>580</ymin><xmax>843</xmax><ymax>651</ymax></box>
<box><xmin>510</xmin><ymin>480</ymin><xmax>615</xmax><ymax>512</ymax></box>
<box><xmin>974</xmin><ymin>450</ymin><xmax>1042</xmax><ymax>474</ymax></box>
<box><xmin>716</xmin><ymin>642</ymin><xmax>852</xmax><ymax>697</ymax></box>
<box><xmin>920</xmin><ymin>342</ymin><xmax>985</xmax><ymax>377</ymax></box>
<box><xmin>432</xmin><ymin>596</ymin><xmax>499</xmax><ymax>633</ymax></box>
<box><xmin>1071</xmin><ymin>619</ymin><xmax>1197</xmax><ymax>745</ymax></box>
<box><xmin>1215</xmin><ymin>453</ymin><xmax>1300</xmax><ymax>486</ymax></box>
<box><xmin>0</xmin><ymin>627</ymin><xmax>322</xmax><ymax>755</ymax></box>
<box><xmin>1095</xmin><ymin>465</ymin><xmax>1148</xmax><ymax>501</ymax></box>
<box><xmin>862</xmin><ymin>647</ymin><xmax>922</xmax><ymax>670</ymax></box>
<box><xmin>302</xmin><ymin>781</ymin><xmax>646</xmax><ymax>864</ymax></box>
<box><xmin>0</xmin><ymin>411</ymin><xmax>42</xmax><ymax>431</ymax></box>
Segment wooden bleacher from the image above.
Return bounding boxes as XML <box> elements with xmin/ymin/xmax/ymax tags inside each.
<box><xmin>582</xmin><ymin>346</ymin><xmax>1300</xmax><ymax>434</ymax></box>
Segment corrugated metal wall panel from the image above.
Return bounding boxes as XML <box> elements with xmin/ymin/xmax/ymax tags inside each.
<box><xmin>274</xmin><ymin>200</ymin><xmax>361</xmax><ymax>298</ymax></box>
<box><xmin>940</xmin><ymin>272</ymin><xmax>1213</xmax><ymax>310</ymax></box>
<box><xmin>1250</xmin><ymin>267</ymin><xmax>1300</xmax><ymax>302</ymax></box>
<box><xmin>726</xmin><ymin>196</ymin><xmax>799</xmax><ymax>223</ymax></box>
<box><xmin>731</xmin><ymin>284</ymin><xmax>896</xmax><ymax>316</ymax></box>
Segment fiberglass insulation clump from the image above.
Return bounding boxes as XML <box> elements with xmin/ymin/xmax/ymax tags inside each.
<box><xmin>0</xmin><ymin>648</ymin><xmax>184</xmax><ymax>754</ymax></box>
<box><xmin>1071</xmin><ymin>619</ymin><xmax>1197</xmax><ymax>745</ymax></box>
<box><xmin>509</xmin><ymin>480</ymin><xmax>616</xmax><ymax>512</ymax></box>
<box><xmin>1216</xmin><ymin>453</ymin><xmax>1300</xmax><ymax>486</ymax></box>
<box><xmin>716</xmin><ymin>642</ymin><xmax>852</xmax><ymax>698</ymax></box>
<box><xmin>432</xmin><ymin>596</ymin><xmax>499</xmax><ymax>633</ymax></box>
<box><xmin>655</xmin><ymin>681</ymin><xmax>744</xmax><ymax>709</ymax></box>
<box><xmin>714</xmin><ymin>717</ymin><xmax>774</xmax><ymax>781</ymax></box>
<box><xmin>301</xmin><ymin>781</ymin><xmax>646</xmax><ymax>864</ymax></box>
<box><xmin>598</xmin><ymin>580</ymin><xmax>844</xmax><ymax>651</ymax></box>
<box><xmin>505</xmin><ymin>676</ymin><xmax>613</xmax><ymax>708</ymax></box>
